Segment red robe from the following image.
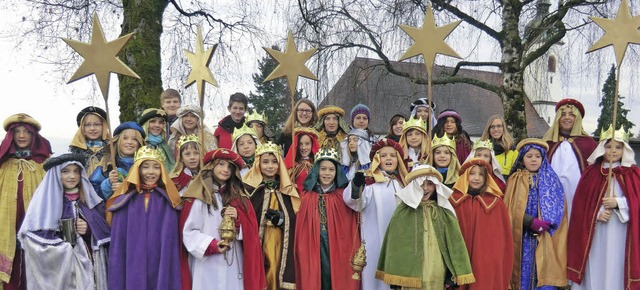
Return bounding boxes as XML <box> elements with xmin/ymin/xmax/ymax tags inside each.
<box><xmin>567</xmin><ymin>161</ymin><xmax>640</xmax><ymax>289</ymax></box>
<box><xmin>213</xmin><ymin>115</ymin><xmax>239</xmax><ymax>150</ymax></box>
<box><xmin>450</xmin><ymin>190</ymin><xmax>513</xmax><ymax>290</ymax></box>
<box><xmin>547</xmin><ymin>136</ymin><xmax>597</xmax><ymax>172</ymax></box>
<box><xmin>294</xmin><ymin>188</ymin><xmax>360</xmax><ymax>290</ymax></box>
<box><xmin>172</xmin><ymin>171</ymin><xmax>192</xmax><ymax>192</ymax></box>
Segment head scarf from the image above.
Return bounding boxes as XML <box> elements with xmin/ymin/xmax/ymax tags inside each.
<box><xmin>409</xmin><ymin>97</ymin><xmax>437</xmax><ymax>129</ymax></box>
<box><xmin>340</xmin><ymin>129</ymin><xmax>371</xmax><ymax>167</ymax></box>
<box><xmin>284</xmin><ymin>128</ymin><xmax>320</xmax><ymax>169</ymax></box>
<box><xmin>464</xmin><ymin>141</ymin><xmax>505</xmax><ymax>182</ymax></box>
<box><xmin>302</xmin><ymin>149</ymin><xmax>349</xmax><ymax>191</ymax></box>
<box><xmin>542</xmin><ymin>102</ymin><xmax>589</xmax><ymax>142</ymax></box>
<box><xmin>453</xmin><ymin>158</ymin><xmax>503</xmax><ymax>197</ymax></box>
<box><xmin>368</xmin><ymin>138</ymin><xmax>408</xmax><ymax>186</ymax></box>
<box><xmin>399</xmin><ymin>120</ymin><xmax>430</xmax><ymax>163</ymax></box>
<box><xmin>231</xmin><ymin>128</ymin><xmax>262</xmax><ymax>157</ymax></box>
<box><xmin>427</xmin><ymin>143</ymin><xmax>461</xmax><ymax>185</ymax></box>
<box><xmin>587</xmin><ymin>135</ymin><xmax>636</xmax><ymax>167</ymax></box>
<box><xmin>0</xmin><ymin>115</ymin><xmax>52</xmax><ymax>163</ymax></box>
<box><xmin>395</xmin><ymin>164</ymin><xmax>455</xmax><ymax>214</ymax></box>
<box><xmin>243</xmin><ymin>143</ymin><xmax>299</xmax><ymax>210</ymax></box>
<box><xmin>314</xmin><ymin>106</ymin><xmax>350</xmax><ymax>135</ymax></box>
<box><xmin>170</xmin><ymin>135</ymin><xmax>204</xmax><ymax>178</ymax></box>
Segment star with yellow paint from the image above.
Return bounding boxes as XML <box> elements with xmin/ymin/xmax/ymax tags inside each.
<box><xmin>587</xmin><ymin>0</ymin><xmax>640</xmax><ymax>66</ymax></box>
<box><xmin>184</xmin><ymin>26</ymin><xmax>219</xmax><ymax>103</ymax></box>
<box><xmin>399</xmin><ymin>5</ymin><xmax>461</xmax><ymax>77</ymax></box>
<box><xmin>263</xmin><ymin>31</ymin><xmax>318</xmax><ymax>97</ymax></box>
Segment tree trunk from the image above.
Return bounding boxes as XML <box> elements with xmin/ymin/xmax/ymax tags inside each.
<box><xmin>118</xmin><ymin>0</ymin><xmax>169</xmax><ymax>122</ymax></box>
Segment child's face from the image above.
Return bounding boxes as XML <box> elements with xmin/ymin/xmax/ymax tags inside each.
<box><xmin>392</xmin><ymin>118</ymin><xmax>405</xmax><ymax>136</ymax></box>
<box><xmin>162</xmin><ymin>97</ymin><xmax>181</xmax><ymax>116</ymax></box>
<box><xmin>298</xmin><ymin>135</ymin><xmax>313</xmax><ymax>158</ymax></box>
<box><xmin>434</xmin><ymin>147</ymin><xmax>452</xmax><ymax>168</ymax></box>
<box><xmin>406</xmin><ymin>129</ymin><xmax>424</xmax><ymax>149</ymax></box>
<box><xmin>603</xmin><ymin>139</ymin><xmax>623</xmax><ymax>163</ymax></box>
<box><xmin>12</xmin><ymin>125</ymin><xmax>33</xmax><ymax>150</ymax></box>
<box><xmin>296</xmin><ymin>103</ymin><xmax>313</xmax><ymax>125</ymax></box>
<box><xmin>61</xmin><ymin>164</ymin><xmax>81</xmax><ymax>190</ymax></box>
<box><xmin>182</xmin><ymin>113</ymin><xmax>198</xmax><ymax>131</ymax></box>
<box><xmin>228</xmin><ymin>101</ymin><xmax>246</xmax><ymax>123</ymax></box>
<box><xmin>352</xmin><ymin>114</ymin><xmax>369</xmax><ymax>130</ymax></box>
<box><xmin>348</xmin><ymin>135</ymin><xmax>359</xmax><ymax>153</ymax></box>
<box><xmin>236</xmin><ymin>135</ymin><xmax>256</xmax><ymax>158</ymax></box>
<box><xmin>378</xmin><ymin>146</ymin><xmax>398</xmax><ymax>173</ymax></box>
<box><xmin>118</xmin><ymin>129</ymin><xmax>141</xmax><ymax>158</ymax></box>
<box><xmin>260</xmin><ymin>153</ymin><xmax>279</xmax><ymax>180</ymax></box>
<box><xmin>559</xmin><ymin>107</ymin><xmax>576</xmax><ymax>133</ymax></box>
<box><xmin>140</xmin><ymin>160</ymin><xmax>162</xmax><ymax>185</ymax></box>
<box><xmin>82</xmin><ymin>114</ymin><xmax>104</xmax><ymax>141</ymax></box>
<box><xmin>181</xmin><ymin>144</ymin><xmax>200</xmax><ymax>171</ymax></box>
<box><xmin>468</xmin><ymin>166</ymin><xmax>486</xmax><ymax>191</ymax></box>
<box><xmin>148</xmin><ymin>118</ymin><xmax>165</xmax><ymax>136</ymax></box>
<box><xmin>250</xmin><ymin>122</ymin><xmax>264</xmax><ymax>138</ymax></box>
<box><xmin>523</xmin><ymin>148</ymin><xmax>542</xmax><ymax>172</ymax></box>
<box><xmin>323</xmin><ymin>114</ymin><xmax>339</xmax><ymax>132</ymax></box>
<box><xmin>213</xmin><ymin>160</ymin><xmax>233</xmax><ymax>183</ymax></box>
<box><xmin>318</xmin><ymin>160</ymin><xmax>336</xmax><ymax>187</ymax></box>
<box><xmin>421</xmin><ymin>179</ymin><xmax>435</xmax><ymax>200</ymax></box>
<box><xmin>444</xmin><ymin>117</ymin><xmax>457</xmax><ymax>135</ymax></box>
<box><xmin>474</xmin><ymin>148</ymin><xmax>492</xmax><ymax>164</ymax></box>
<box><xmin>416</xmin><ymin>107</ymin><xmax>429</xmax><ymax>121</ymax></box>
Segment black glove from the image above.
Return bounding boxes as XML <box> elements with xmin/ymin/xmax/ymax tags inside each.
<box><xmin>265</xmin><ymin>209</ymin><xmax>284</xmax><ymax>227</ymax></box>
<box><xmin>353</xmin><ymin>172</ymin><xmax>366</xmax><ymax>187</ymax></box>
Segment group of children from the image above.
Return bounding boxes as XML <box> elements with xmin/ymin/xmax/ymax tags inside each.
<box><xmin>1</xmin><ymin>91</ymin><xmax>638</xmax><ymax>290</ymax></box>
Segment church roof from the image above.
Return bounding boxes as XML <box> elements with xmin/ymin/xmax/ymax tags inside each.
<box><xmin>320</xmin><ymin>57</ymin><xmax>550</xmax><ymax>137</ymax></box>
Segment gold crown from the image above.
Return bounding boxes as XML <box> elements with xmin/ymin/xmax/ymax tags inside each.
<box><xmin>431</xmin><ymin>134</ymin><xmax>456</xmax><ymax>150</ymax></box>
<box><xmin>177</xmin><ymin>134</ymin><xmax>200</xmax><ymax>149</ymax></box>
<box><xmin>315</xmin><ymin>147</ymin><xmax>340</xmax><ymax>162</ymax></box>
<box><xmin>600</xmin><ymin>124</ymin><xmax>630</xmax><ymax>143</ymax></box>
<box><xmin>134</xmin><ymin>146</ymin><xmax>166</xmax><ymax>163</ymax></box>
<box><xmin>255</xmin><ymin>141</ymin><xmax>280</xmax><ymax>156</ymax></box>
<box><xmin>473</xmin><ymin>139</ymin><xmax>493</xmax><ymax>151</ymax></box>
<box><xmin>245</xmin><ymin>110</ymin><xmax>268</xmax><ymax>124</ymax></box>
<box><xmin>232</xmin><ymin>123</ymin><xmax>258</xmax><ymax>141</ymax></box>
<box><xmin>294</xmin><ymin>127</ymin><xmax>319</xmax><ymax>138</ymax></box>
<box><xmin>402</xmin><ymin>116</ymin><xmax>426</xmax><ymax>133</ymax></box>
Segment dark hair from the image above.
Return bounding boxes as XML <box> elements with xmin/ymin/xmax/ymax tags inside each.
<box><xmin>433</xmin><ymin>109</ymin><xmax>471</xmax><ymax>148</ymax></box>
<box><xmin>228</xmin><ymin>92</ymin><xmax>249</xmax><ymax>109</ymax></box>
<box><xmin>295</xmin><ymin>133</ymin><xmax>315</xmax><ymax>163</ymax></box>
<box><xmin>210</xmin><ymin>159</ymin><xmax>249</xmax><ymax>211</ymax></box>
<box><xmin>386</xmin><ymin>114</ymin><xmax>406</xmax><ymax>137</ymax></box>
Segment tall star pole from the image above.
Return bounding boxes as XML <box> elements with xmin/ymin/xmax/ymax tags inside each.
<box><xmin>586</xmin><ymin>0</ymin><xmax>640</xmax><ymax>197</ymax></box>
<box><xmin>399</xmin><ymin>5</ymin><xmax>461</xmax><ymax>149</ymax></box>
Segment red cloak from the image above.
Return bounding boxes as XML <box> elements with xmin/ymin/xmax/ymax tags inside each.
<box><xmin>567</xmin><ymin>160</ymin><xmax>640</xmax><ymax>289</ymax></box>
<box><xmin>294</xmin><ymin>188</ymin><xmax>360</xmax><ymax>290</ymax></box>
<box><xmin>547</xmin><ymin>136</ymin><xmax>597</xmax><ymax>172</ymax></box>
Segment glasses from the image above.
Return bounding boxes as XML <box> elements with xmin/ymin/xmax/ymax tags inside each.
<box><xmin>83</xmin><ymin>123</ymin><xmax>103</xmax><ymax>128</ymax></box>
<box><xmin>490</xmin><ymin>124</ymin><xmax>503</xmax><ymax>130</ymax></box>
<box><xmin>297</xmin><ymin>109</ymin><xmax>313</xmax><ymax>114</ymax></box>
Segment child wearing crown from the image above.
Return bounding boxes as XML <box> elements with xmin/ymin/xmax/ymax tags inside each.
<box><xmin>343</xmin><ymin>138</ymin><xmax>408</xmax><ymax>290</ymax></box>
<box><xmin>376</xmin><ymin>165</ymin><xmax>474</xmax><ymax>289</ymax></box>
<box><xmin>107</xmin><ymin>146</ymin><xmax>182</xmax><ymax>289</ymax></box>
<box><xmin>504</xmin><ymin>139</ymin><xmax>567</xmax><ymax>290</ymax></box>
<box><xmin>245</xmin><ymin>110</ymin><xmax>274</xmax><ymax>144</ymax></box>
<box><xmin>231</xmin><ymin>123</ymin><xmax>261</xmax><ymax>177</ymax></box>
<box><xmin>170</xmin><ymin>134</ymin><xmax>203</xmax><ymax>196</ymax></box>
<box><xmin>284</xmin><ymin>127</ymin><xmax>320</xmax><ymax>193</ymax></box>
<box><xmin>243</xmin><ymin>142</ymin><xmax>300</xmax><ymax>289</ymax></box>
<box><xmin>400</xmin><ymin>116</ymin><xmax>430</xmax><ymax>170</ymax></box>
<box><xmin>340</xmin><ymin>128</ymin><xmax>371</xmax><ymax>180</ymax></box>
<box><xmin>428</xmin><ymin>133</ymin><xmax>461</xmax><ymax>188</ymax></box>
<box><xmin>567</xmin><ymin>126</ymin><xmax>640</xmax><ymax>290</ymax></box>
<box><xmin>464</xmin><ymin>140</ymin><xmax>506</xmax><ymax>192</ymax></box>
<box><xmin>449</xmin><ymin>158</ymin><xmax>512</xmax><ymax>290</ymax></box>
<box><xmin>179</xmin><ymin>148</ymin><xmax>266</xmax><ymax>290</ymax></box>
<box><xmin>295</xmin><ymin>148</ymin><xmax>360</xmax><ymax>290</ymax></box>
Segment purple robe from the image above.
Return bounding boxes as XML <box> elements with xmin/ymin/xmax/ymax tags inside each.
<box><xmin>108</xmin><ymin>188</ymin><xmax>181</xmax><ymax>290</ymax></box>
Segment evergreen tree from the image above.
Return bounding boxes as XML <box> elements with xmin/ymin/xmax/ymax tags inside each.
<box><xmin>594</xmin><ymin>65</ymin><xmax>635</xmax><ymax>137</ymax></box>
<box><xmin>249</xmin><ymin>46</ymin><xmax>303</xmax><ymax>136</ymax></box>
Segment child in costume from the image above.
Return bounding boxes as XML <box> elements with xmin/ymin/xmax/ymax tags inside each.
<box><xmin>245</xmin><ymin>110</ymin><xmax>274</xmax><ymax>144</ymax></box>
<box><xmin>450</xmin><ymin>158</ymin><xmax>512</xmax><ymax>290</ymax></box>
<box><xmin>138</xmin><ymin>108</ymin><xmax>176</xmax><ymax>171</ymax></box>
<box><xmin>409</xmin><ymin>97</ymin><xmax>437</xmax><ymax>130</ymax></box>
<box><xmin>376</xmin><ymin>164</ymin><xmax>475</xmax><ymax>289</ymax></box>
<box><xmin>294</xmin><ymin>148</ymin><xmax>360</xmax><ymax>290</ymax></box>
<box><xmin>277</xmin><ymin>98</ymin><xmax>318</xmax><ymax>155</ymax></box>
<box><xmin>170</xmin><ymin>134</ymin><xmax>203</xmax><ymax>196</ymax></box>
<box><xmin>464</xmin><ymin>140</ymin><xmax>506</xmax><ymax>192</ymax></box>
<box><xmin>344</xmin><ymin>138</ymin><xmax>408</xmax><ymax>290</ymax></box>
<box><xmin>243</xmin><ymin>142</ymin><xmax>300</xmax><ymax>289</ymax></box>
<box><xmin>315</xmin><ymin>106</ymin><xmax>349</xmax><ymax>158</ymax></box>
<box><xmin>231</xmin><ymin>123</ymin><xmax>261</xmax><ymax>177</ymax></box>
<box><xmin>0</xmin><ymin>113</ymin><xmax>52</xmax><ymax>290</ymax></box>
<box><xmin>284</xmin><ymin>127</ymin><xmax>320</xmax><ymax>193</ymax></box>
<box><xmin>180</xmin><ymin>148</ymin><xmax>266</xmax><ymax>290</ymax></box>
<box><xmin>480</xmin><ymin>115</ymin><xmax>518</xmax><ymax>179</ymax></box>
<box><xmin>567</xmin><ymin>126</ymin><xmax>640</xmax><ymax>290</ymax></box>
<box><xmin>69</xmin><ymin>106</ymin><xmax>111</xmax><ymax>175</ymax></box>
<box><xmin>433</xmin><ymin>109</ymin><xmax>473</xmax><ymax>164</ymax></box>
<box><xmin>504</xmin><ymin>138</ymin><xmax>568</xmax><ymax>290</ymax></box>
<box><xmin>427</xmin><ymin>133</ymin><xmax>461</xmax><ymax>188</ymax></box>
<box><xmin>168</xmin><ymin>104</ymin><xmax>217</xmax><ymax>157</ymax></box>
<box><xmin>400</xmin><ymin>116</ymin><xmax>430</xmax><ymax>170</ymax></box>
<box><xmin>107</xmin><ymin>146</ymin><xmax>182</xmax><ymax>289</ymax></box>
<box><xmin>340</xmin><ymin>128</ymin><xmax>371</xmax><ymax>180</ymax></box>
<box><xmin>18</xmin><ymin>153</ymin><xmax>110</xmax><ymax>290</ymax></box>
<box><xmin>349</xmin><ymin>103</ymin><xmax>377</xmax><ymax>144</ymax></box>
<box><xmin>90</xmin><ymin>121</ymin><xmax>145</xmax><ymax>200</ymax></box>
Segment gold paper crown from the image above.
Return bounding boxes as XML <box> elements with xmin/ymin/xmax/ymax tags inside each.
<box><xmin>255</xmin><ymin>141</ymin><xmax>281</xmax><ymax>156</ymax></box>
<box><xmin>315</xmin><ymin>148</ymin><xmax>340</xmax><ymax>162</ymax></box>
<box><xmin>402</xmin><ymin>116</ymin><xmax>426</xmax><ymax>133</ymax></box>
<box><xmin>431</xmin><ymin>134</ymin><xmax>456</xmax><ymax>150</ymax></box>
<box><xmin>245</xmin><ymin>110</ymin><xmax>268</xmax><ymax>125</ymax></box>
<box><xmin>294</xmin><ymin>126</ymin><xmax>319</xmax><ymax>137</ymax></box>
<box><xmin>134</xmin><ymin>146</ymin><xmax>166</xmax><ymax>163</ymax></box>
<box><xmin>600</xmin><ymin>124</ymin><xmax>630</xmax><ymax>143</ymax></box>
<box><xmin>472</xmin><ymin>139</ymin><xmax>493</xmax><ymax>151</ymax></box>
<box><xmin>177</xmin><ymin>134</ymin><xmax>200</xmax><ymax>149</ymax></box>
<box><xmin>232</xmin><ymin>123</ymin><xmax>258</xmax><ymax>141</ymax></box>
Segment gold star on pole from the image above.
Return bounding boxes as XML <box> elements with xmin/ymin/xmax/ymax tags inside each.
<box><xmin>184</xmin><ymin>26</ymin><xmax>218</xmax><ymax>103</ymax></box>
<box><xmin>587</xmin><ymin>0</ymin><xmax>640</xmax><ymax>66</ymax></box>
<box><xmin>399</xmin><ymin>5</ymin><xmax>461</xmax><ymax>77</ymax></box>
<box><xmin>263</xmin><ymin>31</ymin><xmax>318</xmax><ymax>97</ymax></box>
<box><xmin>62</xmin><ymin>13</ymin><xmax>140</xmax><ymax>99</ymax></box>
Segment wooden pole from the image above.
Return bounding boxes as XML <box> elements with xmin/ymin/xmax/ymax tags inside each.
<box><xmin>607</xmin><ymin>65</ymin><xmax>622</xmax><ymax>197</ymax></box>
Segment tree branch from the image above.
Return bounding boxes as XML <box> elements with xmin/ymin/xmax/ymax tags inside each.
<box><xmin>429</xmin><ymin>0</ymin><xmax>502</xmax><ymax>42</ymax></box>
<box><xmin>168</xmin><ymin>0</ymin><xmax>235</xmax><ymax>29</ymax></box>
<box><xmin>452</xmin><ymin>61</ymin><xmax>501</xmax><ymax>76</ymax></box>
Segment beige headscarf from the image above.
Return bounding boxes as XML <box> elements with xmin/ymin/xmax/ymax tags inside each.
<box><xmin>542</xmin><ymin>104</ymin><xmax>589</xmax><ymax>142</ymax></box>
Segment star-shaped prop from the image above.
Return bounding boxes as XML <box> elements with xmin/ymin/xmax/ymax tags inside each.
<box><xmin>62</xmin><ymin>13</ymin><xmax>140</xmax><ymax>99</ymax></box>
<box><xmin>263</xmin><ymin>31</ymin><xmax>318</xmax><ymax>97</ymax></box>
<box><xmin>399</xmin><ymin>5</ymin><xmax>461</xmax><ymax>77</ymax></box>
<box><xmin>184</xmin><ymin>26</ymin><xmax>218</xmax><ymax>104</ymax></box>
<box><xmin>587</xmin><ymin>0</ymin><xmax>640</xmax><ymax>66</ymax></box>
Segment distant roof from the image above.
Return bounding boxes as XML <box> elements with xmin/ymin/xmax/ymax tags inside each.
<box><xmin>320</xmin><ymin>57</ymin><xmax>550</xmax><ymax>137</ymax></box>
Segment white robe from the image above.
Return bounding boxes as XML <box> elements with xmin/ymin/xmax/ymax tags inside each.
<box><xmin>343</xmin><ymin>175</ymin><xmax>403</xmax><ymax>290</ymax></box>
<box><xmin>573</xmin><ymin>163</ymin><xmax>629</xmax><ymax>290</ymax></box>
<box><xmin>183</xmin><ymin>193</ymin><xmax>245</xmax><ymax>290</ymax></box>
<box><xmin>550</xmin><ymin>141</ymin><xmax>580</xmax><ymax>216</ymax></box>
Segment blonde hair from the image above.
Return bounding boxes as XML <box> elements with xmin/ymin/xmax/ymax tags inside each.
<box><xmin>282</xmin><ymin>99</ymin><xmax>318</xmax><ymax>135</ymax></box>
<box><xmin>480</xmin><ymin>115</ymin><xmax>514</xmax><ymax>150</ymax></box>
